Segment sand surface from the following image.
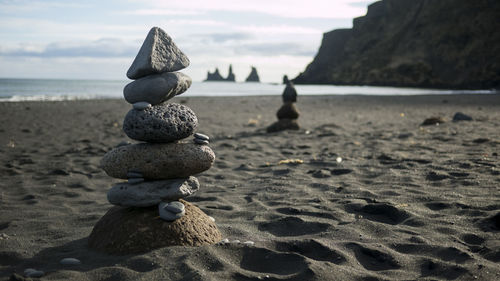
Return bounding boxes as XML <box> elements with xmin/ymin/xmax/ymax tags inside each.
<box><xmin>0</xmin><ymin>94</ymin><xmax>499</xmax><ymax>280</ymax></box>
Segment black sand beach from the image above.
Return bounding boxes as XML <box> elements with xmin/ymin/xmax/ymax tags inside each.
<box><xmin>1</xmin><ymin>94</ymin><xmax>499</xmax><ymax>280</ymax></box>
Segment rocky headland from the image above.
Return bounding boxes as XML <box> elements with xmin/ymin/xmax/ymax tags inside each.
<box><xmin>294</xmin><ymin>0</ymin><xmax>500</xmax><ymax>89</ymax></box>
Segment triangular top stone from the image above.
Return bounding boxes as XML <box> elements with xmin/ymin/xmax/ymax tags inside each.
<box><xmin>127</xmin><ymin>27</ymin><xmax>190</xmax><ymax>79</ymax></box>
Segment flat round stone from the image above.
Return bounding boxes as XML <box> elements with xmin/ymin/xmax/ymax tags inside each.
<box><xmin>194</xmin><ymin>139</ymin><xmax>209</xmax><ymax>145</ymax></box>
<box><xmin>194</xmin><ymin>133</ymin><xmax>209</xmax><ymax>141</ymax></box>
<box><xmin>101</xmin><ymin>142</ymin><xmax>215</xmax><ymax>180</ymax></box>
<box><xmin>165</xmin><ymin>201</ymin><xmax>185</xmax><ymax>213</ymax></box>
<box><xmin>124</xmin><ymin>72</ymin><xmax>192</xmax><ymax>105</ymax></box>
<box><xmin>107</xmin><ymin>177</ymin><xmax>199</xmax><ymax>207</ymax></box>
<box><xmin>159</xmin><ymin>202</ymin><xmax>186</xmax><ymax>221</ymax></box>
<box><xmin>133</xmin><ymin>102</ymin><xmax>152</xmax><ymax>110</ymax></box>
<box><xmin>123</xmin><ymin>103</ymin><xmax>198</xmax><ymax>143</ymax></box>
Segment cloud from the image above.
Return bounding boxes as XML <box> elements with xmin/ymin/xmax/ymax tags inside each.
<box><xmin>238</xmin><ymin>43</ymin><xmax>316</xmax><ymax>56</ymax></box>
<box><xmin>235</xmin><ymin>25</ymin><xmax>322</xmax><ymax>35</ymax></box>
<box><xmin>123</xmin><ymin>9</ymin><xmax>203</xmax><ymax>16</ymax></box>
<box><xmin>197</xmin><ymin>32</ymin><xmax>252</xmax><ymax>43</ymax></box>
<box><xmin>136</xmin><ymin>0</ymin><xmax>368</xmax><ymax>19</ymax></box>
<box><xmin>0</xmin><ymin>38</ymin><xmax>138</xmax><ymax>58</ymax></box>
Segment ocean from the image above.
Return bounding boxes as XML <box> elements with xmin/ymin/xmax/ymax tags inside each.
<box><xmin>0</xmin><ymin>78</ymin><xmax>495</xmax><ymax>102</ymax></box>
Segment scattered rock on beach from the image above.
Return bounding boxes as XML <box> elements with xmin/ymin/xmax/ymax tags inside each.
<box><xmin>88</xmin><ymin>200</ymin><xmax>221</xmax><ymax>255</ymax></box>
<box><xmin>421</xmin><ymin>116</ymin><xmax>445</xmax><ymax>126</ymax></box>
<box><xmin>126</xmin><ymin>27</ymin><xmax>190</xmax><ymax>79</ymax></box>
<box><xmin>123</xmin><ymin>102</ymin><xmax>198</xmax><ymax>142</ymax></box>
<box><xmin>124</xmin><ymin>72</ymin><xmax>192</xmax><ymax>105</ymax></box>
<box><xmin>453</xmin><ymin>112</ymin><xmax>473</xmax><ymax>122</ymax></box>
<box><xmin>107</xmin><ymin>177</ymin><xmax>199</xmax><ymax>207</ymax></box>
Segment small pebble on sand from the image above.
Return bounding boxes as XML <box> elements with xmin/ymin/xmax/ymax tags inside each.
<box><xmin>194</xmin><ymin>138</ymin><xmax>209</xmax><ymax>145</ymax></box>
<box><xmin>60</xmin><ymin>258</ymin><xmax>81</xmax><ymax>265</ymax></box>
<box><xmin>133</xmin><ymin>102</ymin><xmax>152</xmax><ymax>110</ymax></box>
<box><xmin>24</xmin><ymin>268</ymin><xmax>44</xmax><ymax>278</ymax></box>
<box><xmin>194</xmin><ymin>133</ymin><xmax>209</xmax><ymax>141</ymax></box>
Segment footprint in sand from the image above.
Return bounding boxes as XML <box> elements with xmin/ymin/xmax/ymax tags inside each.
<box><xmin>419</xmin><ymin>259</ymin><xmax>468</xmax><ymax>280</ymax></box>
<box><xmin>347</xmin><ymin>243</ymin><xmax>400</xmax><ymax>271</ymax></box>
<box><xmin>258</xmin><ymin>217</ymin><xmax>329</xmax><ymax>236</ymax></box>
<box><xmin>239</xmin><ymin>247</ymin><xmax>309</xmax><ymax>276</ymax></box>
<box><xmin>275</xmin><ymin>239</ymin><xmax>346</xmax><ymax>265</ymax></box>
<box><xmin>345</xmin><ymin>203</ymin><xmax>411</xmax><ymax>225</ymax></box>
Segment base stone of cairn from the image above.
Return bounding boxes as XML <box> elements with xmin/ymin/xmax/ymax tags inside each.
<box><xmin>89</xmin><ymin>27</ymin><xmax>221</xmax><ymax>255</ymax></box>
<box><xmin>267</xmin><ymin>75</ymin><xmax>300</xmax><ymax>132</ymax></box>
<box><xmin>88</xmin><ymin>200</ymin><xmax>221</xmax><ymax>255</ymax></box>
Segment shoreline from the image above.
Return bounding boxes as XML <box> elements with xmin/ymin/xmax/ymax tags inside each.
<box><xmin>1</xmin><ymin>95</ymin><xmax>499</xmax><ymax>280</ymax></box>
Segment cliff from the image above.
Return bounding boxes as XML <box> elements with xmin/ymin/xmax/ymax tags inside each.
<box><xmin>294</xmin><ymin>0</ymin><xmax>500</xmax><ymax>89</ymax></box>
<box><xmin>245</xmin><ymin>66</ymin><xmax>260</xmax><ymax>82</ymax></box>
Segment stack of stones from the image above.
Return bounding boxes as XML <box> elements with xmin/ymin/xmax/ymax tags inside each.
<box><xmin>88</xmin><ymin>27</ymin><xmax>221</xmax><ymax>255</ymax></box>
<box><xmin>267</xmin><ymin>75</ymin><xmax>300</xmax><ymax>132</ymax></box>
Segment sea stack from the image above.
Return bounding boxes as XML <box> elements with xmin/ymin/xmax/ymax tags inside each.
<box><xmin>267</xmin><ymin>75</ymin><xmax>300</xmax><ymax>132</ymax></box>
<box><xmin>245</xmin><ymin>66</ymin><xmax>260</xmax><ymax>82</ymax></box>
<box><xmin>89</xmin><ymin>27</ymin><xmax>221</xmax><ymax>255</ymax></box>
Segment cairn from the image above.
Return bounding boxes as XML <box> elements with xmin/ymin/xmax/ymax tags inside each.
<box><xmin>88</xmin><ymin>27</ymin><xmax>221</xmax><ymax>255</ymax></box>
<box><xmin>266</xmin><ymin>75</ymin><xmax>300</xmax><ymax>132</ymax></box>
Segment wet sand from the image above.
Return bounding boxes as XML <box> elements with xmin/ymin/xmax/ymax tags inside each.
<box><xmin>0</xmin><ymin>94</ymin><xmax>499</xmax><ymax>280</ymax></box>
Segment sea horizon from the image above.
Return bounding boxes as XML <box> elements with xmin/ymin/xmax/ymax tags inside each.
<box><xmin>0</xmin><ymin>77</ymin><xmax>497</xmax><ymax>102</ymax></box>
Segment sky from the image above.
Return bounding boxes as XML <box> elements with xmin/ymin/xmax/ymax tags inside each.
<box><xmin>0</xmin><ymin>0</ymin><xmax>375</xmax><ymax>83</ymax></box>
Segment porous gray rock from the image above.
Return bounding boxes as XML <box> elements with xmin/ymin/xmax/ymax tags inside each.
<box><xmin>277</xmin><ymin>102</ymin><xmax>299</xmax><ymax>119</ymax></box>
<box><xmin>107</xmin><ymin>177</ymin><xmax>199</xmax><ymax>207</ymax></box>
<box><xmin>101</xmin><ymin>142</ymin><xmax>215</xmax><ymax>180</ymax></box>
<box><xmin>124</xmin><ymin>72</ymin><xmax>192</xmax><ymax>105</ymax></box>
<box><xmin>88</xmin><ymin>200</ymin><xmax>222</xmax><ymax>255</ymax></box>
<box><xmin>123</xmin><ymin>103</ymin><xmax>198</xmax><ymax>143</ymax></box>
<box><xmin>127</xmin><ymin>27</ymin><xmax>190</xmax><ymax>79</ymax></box>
